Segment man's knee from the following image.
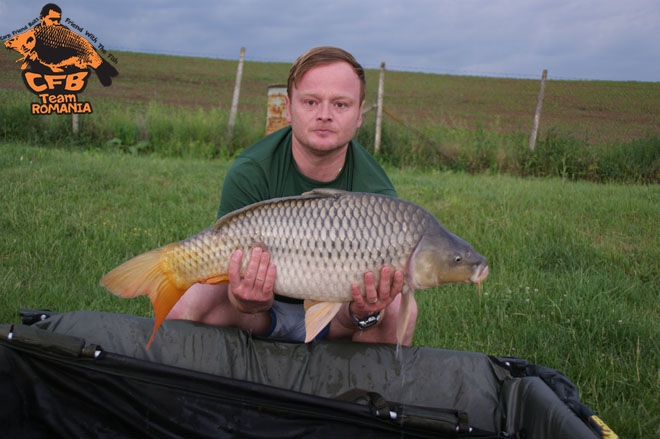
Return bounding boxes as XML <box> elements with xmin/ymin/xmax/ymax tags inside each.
<box><xmin>166</xmin><ymin>283</ymin><xmax>229</xmax><ymax>322</ymax></box>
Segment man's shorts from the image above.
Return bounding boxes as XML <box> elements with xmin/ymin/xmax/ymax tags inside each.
<box><xmin>266</xmin><ymin>300</ymin><xmax>330</xmax><ymax>342</ymax></box>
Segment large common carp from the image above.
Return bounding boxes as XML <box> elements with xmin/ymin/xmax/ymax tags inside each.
<box><xmin>4</xmin><ymin>24</ymin><xmax>118</xmax><ymax>86</ymax></box>
<box><xmin>100</xmin><ymin>189</ymin><xmax>489</xmax><ymax>347</ymax></box>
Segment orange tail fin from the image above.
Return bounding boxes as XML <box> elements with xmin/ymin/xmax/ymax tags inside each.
<box><xmin>100</xmin><ymin>245</ymin><xmax>187</xmax><ymax>349</ymax></box>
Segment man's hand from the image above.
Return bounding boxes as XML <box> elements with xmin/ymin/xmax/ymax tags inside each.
<box><xmin>227</xmin><ymin>247</ymin><xmax>276</xmax><ymax>313</ymax></box>
<box><xmin>349</xmin><ymin>266</ymin><xmax>404</xmax><ymax>320</ymax></box>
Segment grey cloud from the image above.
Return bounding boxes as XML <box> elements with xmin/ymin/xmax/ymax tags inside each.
<box><xmin>1</xmin><ymin>0</ymin><xmax>657</xmax><ymax>81</ymax></box>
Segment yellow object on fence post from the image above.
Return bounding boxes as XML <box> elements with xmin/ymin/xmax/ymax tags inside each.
<box><xmin>265</xmin><ymin>84</ymin><xmax>289</xmax><ymax>135</ymax></box>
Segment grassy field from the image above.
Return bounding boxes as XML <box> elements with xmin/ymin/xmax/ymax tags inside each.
<box><xmin>1</xmin><ymin>47</ymin><xmax>659</xmax><ymax>436</ymax></box>
<box><xmin>1</xmin><ymin>49</ymin><xmax>659</xmax><ymax>147</ymax></box>
<box><xmin>2</xmin><ymin>49</ymin><xmax>659</xmax><ymax>183</ymax></box>
<box><xmin>1</xmin><ymin>144</ymin><xmax>659</xmax><ymax>437</ymax></box>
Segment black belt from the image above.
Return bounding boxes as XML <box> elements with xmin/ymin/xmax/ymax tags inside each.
<box><xmin>274</xmin><ymin>294</ymin><xmax>303</xmax><ymax>304</ymax></box>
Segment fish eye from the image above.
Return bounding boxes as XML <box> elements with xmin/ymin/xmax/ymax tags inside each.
<box><xmin>453</xmin><ymin>253</ymin><xmax>463</xmax><ymax>263</ymax></box>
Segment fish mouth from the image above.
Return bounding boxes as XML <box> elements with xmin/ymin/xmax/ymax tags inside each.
<box><xmin>470</xmin><ymin>264</ymin><xmax>490</xmax><ymax>284</ymax></box>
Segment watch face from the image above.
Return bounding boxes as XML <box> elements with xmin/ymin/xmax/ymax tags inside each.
<box><xmin>356</xmin><ymin>312</ymin><xmax>381</xmax><ymax>329</ymax></box>
<box><xmin>349</xmin><ymin>308</ymin><xmax>382</xmax><ymax>329</ymax></box>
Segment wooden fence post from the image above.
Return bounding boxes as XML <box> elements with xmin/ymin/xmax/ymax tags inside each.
<box><xmin>374</xmin><ymin>61</ymin><xmax>385</xmax><ymax>154</ymax></box>
<box><xmin>72</xmin><ymin>113</ymin><xmax>79</xmax><ymax>133</ymax></box>
<box><xmin>529</xmin><ymin>69</ymin><xmax>548</xmax><ymax>151</ymax></box>
<box><xmin>226</xmin><ymin>47</ymin><xmax>245</xmax><ymax>145</ymax></box>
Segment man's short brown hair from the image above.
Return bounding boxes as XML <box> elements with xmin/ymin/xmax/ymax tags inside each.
<box><xmin>287</xmin><ymin>46</ymin><xmax>366</xmax><ymax>103</ymax></box>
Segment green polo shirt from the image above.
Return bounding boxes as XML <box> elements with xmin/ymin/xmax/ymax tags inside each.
<box><xmin>217</xmin><ymin>126</ymin><xmax>396</xmax><ymax>218</ymax></box>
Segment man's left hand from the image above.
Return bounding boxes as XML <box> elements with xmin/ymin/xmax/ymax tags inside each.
<box><xmin>349</xmin><ymin>266</ymin><xmax>404</xmax><ymax>320</ymax></box>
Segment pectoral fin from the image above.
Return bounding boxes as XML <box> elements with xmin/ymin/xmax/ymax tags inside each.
<box><xmin>200</xmin><ymin>274</ymin><xmax>229</xmax><ymax>284</ymax></box>
<box><xmin>304</xmin><ymin>301</ymin><xmax>343</xmax><ymax>342</ymax></box>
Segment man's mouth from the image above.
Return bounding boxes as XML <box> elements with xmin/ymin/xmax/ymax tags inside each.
<box><xmin>313</xmin><ymin>126</ymin><xmax>335</xmax><ymax>135</ymax></box>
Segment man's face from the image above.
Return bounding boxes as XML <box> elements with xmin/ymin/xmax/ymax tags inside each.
<box><xmin>286</xmin><ymin>62</ymin><xmax>364</xmax><ymax>155</ymax></box>
<box><xmin>41</xmin><ymin>10</ymin><xmax>62</xmax><ymax>26</ymax></box>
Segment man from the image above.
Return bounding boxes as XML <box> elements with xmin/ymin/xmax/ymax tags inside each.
<box><xmin>38</xmin><ymin>4</ymin><xmax>63</xmax><ymax>27</ymax></box>
<box><xmin>168</xmin><ymin>47</ymin><xmax>418</xmax><ymax>346</ymax></box>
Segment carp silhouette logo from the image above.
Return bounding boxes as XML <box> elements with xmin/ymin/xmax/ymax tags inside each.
<box><xmin>4</xmin><ymin>3</ymin><xmax>119</xmax><ymax>115</ymax></box>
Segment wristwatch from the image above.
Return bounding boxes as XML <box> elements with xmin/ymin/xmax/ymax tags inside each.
<box><xmin>349</xmin><ymin>306</ymin><xmax>381</xmax><ymax>329</ymax></box>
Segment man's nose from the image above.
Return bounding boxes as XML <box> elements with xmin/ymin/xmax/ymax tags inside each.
<box><xmin>316</xmin><ymin>102</ymin><xmax>332</xmax><ymax>120</ymax></box>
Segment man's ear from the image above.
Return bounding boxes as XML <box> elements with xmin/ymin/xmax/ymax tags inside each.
<box><xmin>285</xmin><ymin>95</ymin><xmax>292</xmax><ymax>123</ymax></box>
<box><xmin>356</xmin><ymin>100</ymin><xmax>365</xmax><ymax>128</ymax></box>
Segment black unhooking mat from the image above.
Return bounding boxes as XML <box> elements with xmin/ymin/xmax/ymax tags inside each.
<box><xmin>0</xmin><ymin>310</ymin><xmax>616</xmax><ymax>438</ymax></box>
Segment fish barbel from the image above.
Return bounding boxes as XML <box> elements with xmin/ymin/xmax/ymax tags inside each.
<box><xmin>100</xmin><ymin>189</ymin><xmax>489</xmax><ymax>347</ymax></box>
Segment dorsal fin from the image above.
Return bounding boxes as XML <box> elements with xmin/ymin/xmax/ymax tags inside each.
<box><xmin>212</xmin><ymin>189</ymin><xmax>350</xmax><ymax>232</ymax></box>
<box><xmin>301</xmin><ymin>188</ymin><xmax>348</xmax><ymax>198</ymax></box>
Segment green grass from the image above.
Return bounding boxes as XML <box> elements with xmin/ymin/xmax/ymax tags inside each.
<box><xmin>2</xmin><ymin>49</ymin><xmax>660</xmax><ymax>183</ymax></box>
<box><xmin>1</xmin><ymin>144</ymin><xmax>658</xmax><ymax>437</ymax></box>
<box><xmin>2</xmin><ymin>87</ymin><xmax>658</xmax><ymax>183</ymax></box>
<box><xmin>14</xmin><ymin>50</ymin><xmax>647</xmax><ymax>146</ymax></box>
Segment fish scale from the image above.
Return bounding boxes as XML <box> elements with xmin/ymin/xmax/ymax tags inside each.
<box><xmin>33</xmin><ymin>25</ymin><xmax>101</xmax><ymax>68</ymax></box>
<box><xmin>100</xmin><ymin>189</ymin><xmax>489</xmax><ymax>347</ymax></box>
<box><xmin>166</xmin><ymin>193</ymin><xmax>418</xmax><ymax>301</ymax></box>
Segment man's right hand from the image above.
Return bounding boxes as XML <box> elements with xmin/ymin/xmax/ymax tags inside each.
<box><xmin>227</xmin><ymin>247</ymin><xmax>276</xmax><ymax>313</ymax></box>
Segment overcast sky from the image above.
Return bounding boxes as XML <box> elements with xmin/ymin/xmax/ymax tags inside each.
<box><xmin>2</xmin><ymin>0</ymin><xmax>658</xmax><ymax>82</ymax></box>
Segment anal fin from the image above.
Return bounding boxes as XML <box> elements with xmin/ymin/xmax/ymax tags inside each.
<box><xmin>304</xmin><ymin>301</ymin><xmax>343</xmax><ymax>342</ymax></box>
